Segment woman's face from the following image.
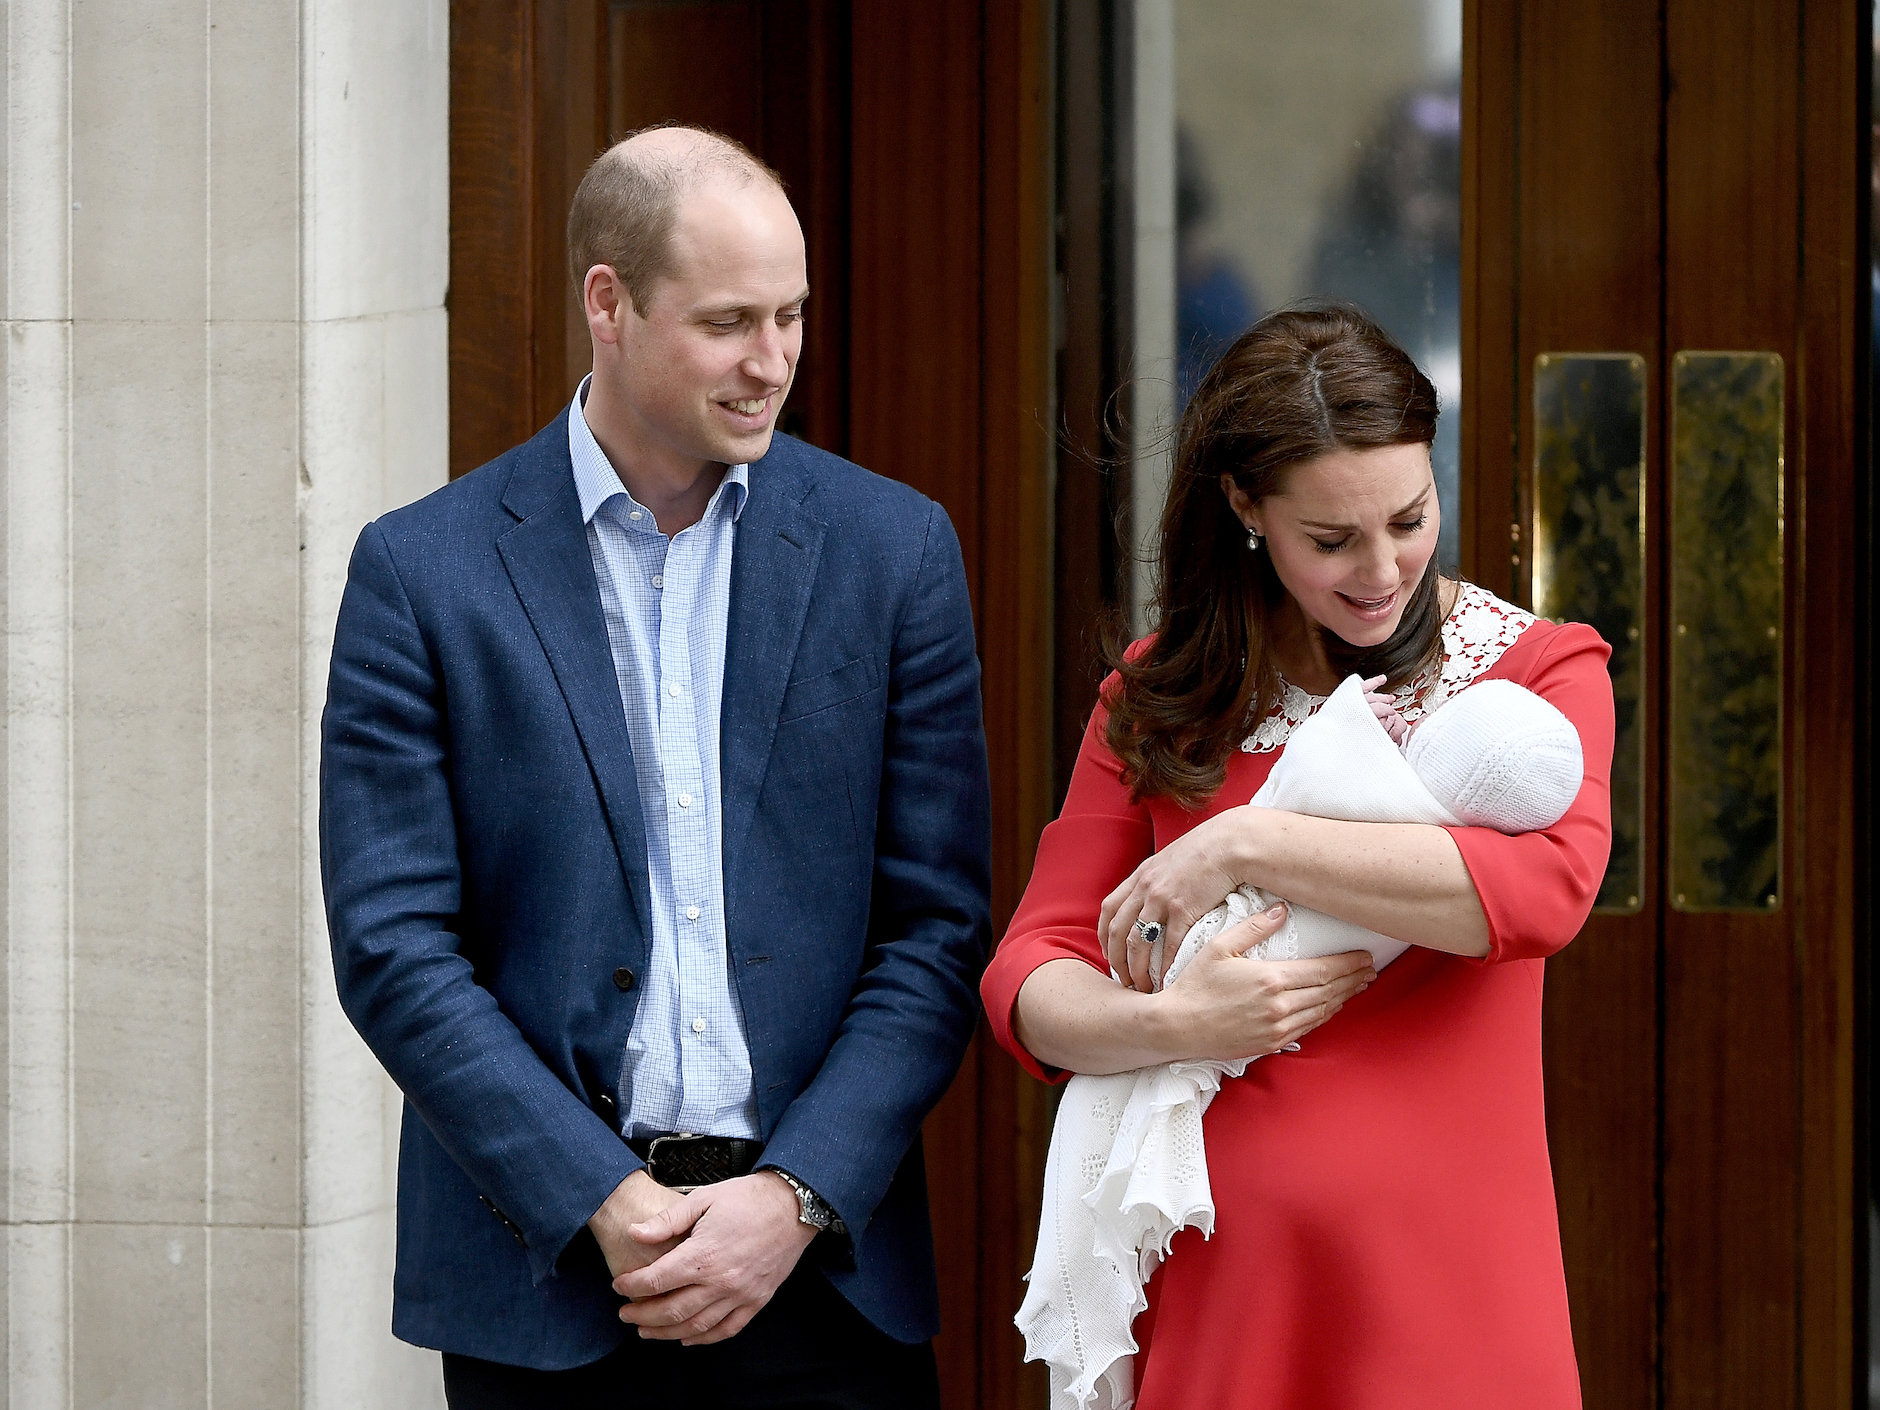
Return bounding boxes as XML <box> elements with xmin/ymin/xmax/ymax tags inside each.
<box><xmin>1223</xmin><ymin>442</ymin><xmax>1440</xmax><ymax>648</ymax></box>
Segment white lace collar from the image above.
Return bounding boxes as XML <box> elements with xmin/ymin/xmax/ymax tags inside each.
<box><xmin>1240</xmin><ymin>581</ymin><xmax>1536</xmax><ymax>754</ymax></box>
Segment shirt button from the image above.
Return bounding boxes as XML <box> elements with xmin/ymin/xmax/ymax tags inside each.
<box><xmin>612</xmin><ymin>966</ymin><xmax>636</xmax><ymax>992</ymax></box>
<box><xmin>692</xmin><ymin>1017</ymin><xmax>707</xmax><ymax>1035</ymax></box>
<box><xmin>667</xmin><ymin>683</ymin><xmax>681</xmax><ymax>698</ymax></box>
<box><xmin>628</xmin><ymin>510</ymin><xmax>643</xmax><ymax>521</ymax></box>
<box><xmin>677</xmin><ymin>792</ymin><xmax>693</xmax><ymax>809</ymax></box>
<box><xmin>651</xmin><ymin>574</ymin><xmax>664</xmax><ymax>588</ymax></box>
<box><xmin>686</xmin><ymin>905</ymin><xmax>701</xmax><ymax>921</ymax></box>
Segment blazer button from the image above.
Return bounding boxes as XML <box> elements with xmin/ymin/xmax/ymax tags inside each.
<box><xmin>597</xmin><ymin>1092</ymin><xmax>617</xmax><ymax>1120</ymax></box>
<box><xmin>612</xmin><ymin>966</ymin><xmax>636</xmax><ymax>992</ymax></box>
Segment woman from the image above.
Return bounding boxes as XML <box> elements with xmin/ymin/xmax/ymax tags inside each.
<box><xmin>982</xmin><ymin>307</ymin><xmax>1612</xmax><ymax>1409</ymax></box>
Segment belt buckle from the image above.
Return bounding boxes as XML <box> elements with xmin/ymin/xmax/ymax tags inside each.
<box><xmin>646</xmin><ymin>1131</ymin><xmax>706</xmax><ymax>1193</ymax></box>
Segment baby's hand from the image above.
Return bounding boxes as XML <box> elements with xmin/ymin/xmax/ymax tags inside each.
<box><xmin>1361</xmin><ymin>674</ymin><xmax>1413</xmax><ymax>746</ymax></box>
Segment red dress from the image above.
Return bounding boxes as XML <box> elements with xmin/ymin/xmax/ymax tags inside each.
<box><xmin>982</xmin><ymin>598</ymin><xmax>1613</xmax><ymax>1410</ymax></box>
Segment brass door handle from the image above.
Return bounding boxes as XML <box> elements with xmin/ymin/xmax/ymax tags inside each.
<box><xmin>1666</xmin><ymin>350</ymin><xmax>1784</xmax><ymax>913</ymax></box>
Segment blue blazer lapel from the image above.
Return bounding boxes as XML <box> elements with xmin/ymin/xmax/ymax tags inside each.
<box><xmin>721</xmin><ymin>440</ymin><xmax>826</xmax><ymax>884</ymax></box>
<box><xmin>495</xmin><ymin>416</ymin><xmax>653</xmax><ymax>938</ymax></box>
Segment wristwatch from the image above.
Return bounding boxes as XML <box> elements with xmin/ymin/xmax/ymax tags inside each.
<box><xmin>764</xmin><ymin>1166</ymin><xmax>848</xmax><ymax>1235</ymax></box>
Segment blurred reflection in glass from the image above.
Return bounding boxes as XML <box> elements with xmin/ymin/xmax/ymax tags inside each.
<box><xmin>1175</xmin><ymin>0</ymin><xmax>1462</xmax><ymax>568</ymax></box>
<box><xmin>1307</xmin><ymin>82</ymin><xmax>1461</xmax><ymax>570</ymax></box>
<box><xmin>1176</xmin><ymin>128</ymin><xmax>1261</xmax><ymax>408</ymax></box>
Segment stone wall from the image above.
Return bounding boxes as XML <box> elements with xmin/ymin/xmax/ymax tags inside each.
<box><xmin>3</xmin><ymin>3</ymin><xmax>449</xmax><ymax>1404</ymax></box>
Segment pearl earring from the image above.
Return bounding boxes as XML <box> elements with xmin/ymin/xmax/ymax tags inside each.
<box><xmin>1246</xmin><ymin>527</ymin><xmax>1262</xmax><ymax>552</ymax></box>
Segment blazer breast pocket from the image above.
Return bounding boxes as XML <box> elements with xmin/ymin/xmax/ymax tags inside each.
<box><xmin>777</xmin><ymin>655</ymin><xmax>883</xmax><ymax>725</ymax></box>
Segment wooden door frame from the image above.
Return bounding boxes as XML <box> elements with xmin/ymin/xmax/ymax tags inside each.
<box><xmin>846</xmin><ymin>8</ymin><xmax>1055</xmax><ymax>1403</ymax></box>
<box><xmin>1464</xmin><ymin>0</ymin><xmax>1870</xmax><ymax>1402</ymax></box>
<box><xmin>1462</xmin><ymin>4</ymin><xmax>1664</xmax><ymax>1399</ymax></box>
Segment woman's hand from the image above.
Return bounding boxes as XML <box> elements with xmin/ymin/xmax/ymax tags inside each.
<box><xmin>1101</xmin><ymin>807</ymin><xmax>1252</xmax><ymax>991</ymax></box>
<box><xmin>1161</xmin><ymin>906</ymin><xmax>1376</xmax><ymax>1061</ymax></box>
<box><xmin>1012</xmin><ymin>904</ymin><xmax>1375</xmax><ymax>1074</ymax></box>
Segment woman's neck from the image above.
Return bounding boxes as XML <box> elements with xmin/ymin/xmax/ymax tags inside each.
<box><xmin>1267</xmin><ymin>577</ymin><xmax>1463</xmax><ymax>697</ymax></box>
<box><xmin>1266</xmin><ymin>597</ymin><xmax>1342</xmax><ymax>696</ymax></box>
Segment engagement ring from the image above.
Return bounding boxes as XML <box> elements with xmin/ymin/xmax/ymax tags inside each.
<box><xmin>1131</xmin><ymin>919</ymin><xmax>1164</xmax><ymax>947</ymax></box>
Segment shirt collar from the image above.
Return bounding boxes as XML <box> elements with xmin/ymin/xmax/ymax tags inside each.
<box><xmin>568</xmin><ymin>374</ymin><xmax>750</xmax><ymax>528</ymax></box>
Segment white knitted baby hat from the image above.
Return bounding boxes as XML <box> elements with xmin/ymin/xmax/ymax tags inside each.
<box><xmin>1403</xmin><ymin>678</ymin><xmax>1584</xmax><ymax>833</ymax></box>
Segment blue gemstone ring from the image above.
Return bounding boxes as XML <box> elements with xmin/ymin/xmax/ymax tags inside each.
<box><xmin>1131</xmin><ymin>919</ymin><xmax>1165</xmax><ymax>947</ymax></box>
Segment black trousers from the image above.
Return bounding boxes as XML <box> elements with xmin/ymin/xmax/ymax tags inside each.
<box><xmin>441</xmin><ymin>1265</ymin><xmax>941</xmax><ymax>1410</ymax></box>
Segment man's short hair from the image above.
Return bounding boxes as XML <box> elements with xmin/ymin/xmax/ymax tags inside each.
<box><xmin>567</xmin><ymin>124</ymin><xmax>786</xmax><ymax>317</ymax></box>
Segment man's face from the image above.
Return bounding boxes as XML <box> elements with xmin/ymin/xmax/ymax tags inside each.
<box><xmin>609</xmin><ymin>179</ymin><xmax>808</xmax><ymax>473</ymax></box>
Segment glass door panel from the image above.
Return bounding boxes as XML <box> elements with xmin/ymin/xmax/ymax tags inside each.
<box><xmin>1169</xmin><ymin>0</ymin><xmax>1464</xmax><ymax>567</ymax></box>
<box><xmin>1531</xmin><ymin>353</ymin><xmax>1648</xmax><ymax>912</ymax></box>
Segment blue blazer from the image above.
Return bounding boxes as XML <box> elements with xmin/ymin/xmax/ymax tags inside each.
<box><xmin>319</xmin><ymin>416</ymin><xmax>992</xmax><ymax>1370</ymax></box>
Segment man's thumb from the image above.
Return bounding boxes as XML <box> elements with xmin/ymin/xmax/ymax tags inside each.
<box><xmin>630</xmin><ymin>1193</ymin><xmax>699</xmax><ymax>1245</ymax></box>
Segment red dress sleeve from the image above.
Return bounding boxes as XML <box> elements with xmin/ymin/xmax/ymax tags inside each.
<box><xmin>1445</xmin><ymin>620</ymin><xmax>1616</xmax><ymax>964</ymax></box>
<box><xmin>981</xmin><ymin>688</ymin><xmax>1153</xmax><ymax>1082</ymax></box>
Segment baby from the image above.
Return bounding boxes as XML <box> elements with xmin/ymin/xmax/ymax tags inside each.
<box><xmin>1152</xmin><ymin>671</ymin><xmax>1585</xmax><ymax>988</ymax></box>
<box><xmin>1021</xmin><ymin>674</ymin><xmax>1586</xmax><ymax>1410</ymax></box>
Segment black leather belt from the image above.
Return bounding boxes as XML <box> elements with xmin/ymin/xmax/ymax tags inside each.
<box><xmin>627</xmin><ymin>1132</ymin><xmax>763</xmax><ymax>1192</ymax></box>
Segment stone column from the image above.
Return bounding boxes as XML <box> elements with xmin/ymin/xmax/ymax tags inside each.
<box><xmin>4</xmin><ymin>3</ymin><xmax>448</xmax><ymax>1405</ymax></box>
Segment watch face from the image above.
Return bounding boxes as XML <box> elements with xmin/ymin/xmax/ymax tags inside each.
<box><xmin>768</xmin><ymin>1166</ymin><xmax>841</xmax><ymax>1233</ymax></box>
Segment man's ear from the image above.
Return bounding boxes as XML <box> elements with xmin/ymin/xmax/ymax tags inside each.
<box><xmin>583</xmin><ymin>265</ymin><xmax>628</xmax><ymax>346</ymax></box>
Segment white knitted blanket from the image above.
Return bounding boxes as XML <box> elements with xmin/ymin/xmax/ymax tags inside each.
<box><xmin>1017</xmin><ymin>674</ymin><xmax>1583</xmax><ymax>1410</ymax></box>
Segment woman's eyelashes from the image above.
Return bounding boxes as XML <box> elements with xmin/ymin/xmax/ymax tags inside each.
<box><xmin>1309</xmin><ymin>514</ymin><xmax>1429</xmax><ymax>554</ymax></box>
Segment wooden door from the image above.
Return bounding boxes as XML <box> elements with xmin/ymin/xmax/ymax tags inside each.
<box><xmin>448</xmin><ymin>4</ymin><xmax>1055</xmax><ymax>1406</ymax></box>
<box><xmin>1464</xmin><ymin>0</ymin><xmax>1867</xmax><ymax>1404</ymax></box>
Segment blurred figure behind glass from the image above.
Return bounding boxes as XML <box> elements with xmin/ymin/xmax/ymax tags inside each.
<box><xmin>1307</xmin><ymin>81</ymin><xmax>1462</xmax><ymax>570</ymax></box>
<box><xmin>1177</xmin><ymin>126</ymin><xmax>1262</xmax><ymax>408</ymax></box>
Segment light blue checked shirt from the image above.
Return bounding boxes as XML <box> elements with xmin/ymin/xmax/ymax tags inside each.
<box><xmin>568</xmin><ymin>379</ymin><xmax>759</xmax><ymax>1141</ymax></box>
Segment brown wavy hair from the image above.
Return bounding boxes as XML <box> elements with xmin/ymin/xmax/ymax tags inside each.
<box><xmin>1105</xmin><ymin>306</ymin><xmax>1443</xmax><ymax>806</ymax></box>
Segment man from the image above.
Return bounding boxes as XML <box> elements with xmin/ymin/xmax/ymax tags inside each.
<box><xmin>320</xmin><ymin>126</ymin><xmax>991</xmax><ymax>1407</ymax></box>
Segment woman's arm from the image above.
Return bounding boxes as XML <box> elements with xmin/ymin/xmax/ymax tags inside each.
<box><xmin>1242</xmin><ymin>813</ymin><xmax>1487</xmax><ymax>953</ymax></box>
<box><xmin>1013</xmin><ymin>906</ymin><xmax>1375</xmax><ymax>1074</ymax></box>
<box><xmin>1242</xmin><ymin>813</ymin><xmax>1489</xmax><ymax>953</ymax></box>
<box><xmin>1099</xmin><ymin>810</ymin><xmax>1487</xmax><ymax>990</ymax></box>
<box><xmin>1099</xmin><ymin>623</ymin><xmax>1617</xmax><ymax>990</ymax></box>
<box><xmin>983</xmin><ymin>678</ymin><xmax>1372</xmax><ymax>1080</ymax></box>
